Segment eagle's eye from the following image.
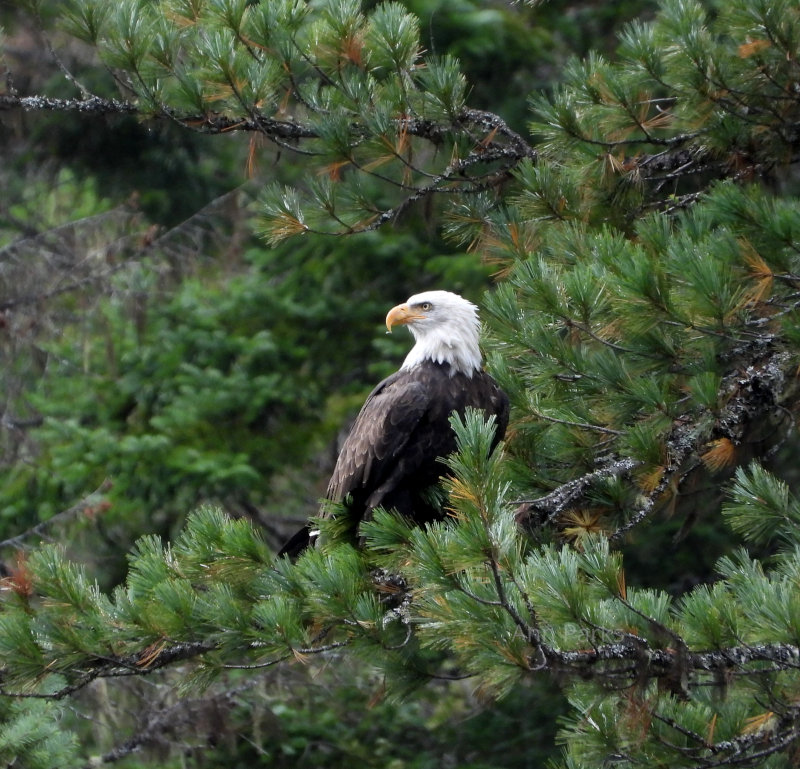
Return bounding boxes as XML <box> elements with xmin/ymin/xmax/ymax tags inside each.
<box><xmin>420</xmin><ymin>302</ymin><xmax>432</xmax><ymax>311</ymax></box>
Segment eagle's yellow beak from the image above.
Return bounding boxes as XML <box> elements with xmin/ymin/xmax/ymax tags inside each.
<box><xmin>385</xmin><ymin>303</ymin><xmax>425</xmax><ymax>332</ymax></box>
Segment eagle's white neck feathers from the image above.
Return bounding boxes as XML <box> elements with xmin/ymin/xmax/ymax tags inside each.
<box><xmin>395</xmin><ymin>291</ymin><xmax>483</xmax><ymax>377</ymax></box>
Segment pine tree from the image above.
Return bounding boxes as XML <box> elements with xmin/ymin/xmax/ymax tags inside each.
<box><xmin>4</xmin><ymin>0</ymin><xmax>800</xmax><ymax>765</ymax></box>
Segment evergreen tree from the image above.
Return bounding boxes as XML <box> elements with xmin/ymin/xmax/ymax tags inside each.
<box><xmin>4</xmin><ymin>0</ymin><xmax>800</xmax><ymax>765</ymax></box>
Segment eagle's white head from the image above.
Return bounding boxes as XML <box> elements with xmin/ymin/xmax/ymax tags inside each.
<box><xmin>385</xmin><ymin>290</ymin><xmax>483</xmax><ymax>377</ymax></box>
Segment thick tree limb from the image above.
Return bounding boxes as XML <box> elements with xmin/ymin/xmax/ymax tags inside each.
<box><xmin>611</xmin><ymin>346</ymin><xmax>792</xmax><ymax>541</ymax></box>
<box><xmin>5</xmin><ymin>621</ymin><xmax>799</xmax><ymax>700</ymax></box>
<box><xmin>548</xmin><ymin>639</ymin><xmax>800</xmax><ymax>682</ymax></box>
<box><xmin>0</xmin><ymin>94</ymin><xmax>138</xmax><ymax>116</ymax></box>
<box><xmin>3</xmin><ymin>92</ymin><xmax>791</xmax><ymax>203</ymax></box>
<box><xmin>0</xmin><ymin>94</ymin><xmax>529</xmax><ymax>152</ymax></box>
<box><xmin>515</xmin><ymin>457</ymin><xmax>641</xmax><ymax>525</ymax></box>
<box><xmin>515</xmin><ymin>345</ymin><xmax>793</xmax><ymax>539</ymax></box>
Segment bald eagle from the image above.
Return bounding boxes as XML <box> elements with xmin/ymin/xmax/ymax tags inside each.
<box><xmin>279</xmin><ymin>290</ymin><xmax>509</xmax><ymax>557</ymax></box>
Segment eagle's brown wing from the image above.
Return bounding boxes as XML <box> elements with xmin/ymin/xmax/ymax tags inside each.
<box><xmin>278</xmin><ymin>363</ymin><xmax>508</xmax><ymax>558</ymax></box>
<box><xmin>325</xmin><ymin>370</ymin><xmax>431</xmax><ymax>510</ymax></box>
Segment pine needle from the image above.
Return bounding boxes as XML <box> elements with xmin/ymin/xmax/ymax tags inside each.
<box><xmin>561</xmin><ymin>508</ymin><xmax>607</xmax><ymax>545</ymax></box>
<box><xmin>738</xmin><ymin>39</ymin><xmax>771</xmax><ymax>58</ymax></box>
<box><xmin>706</xmin><ymin>713</ymin><xmax>717</xmax><ymax>745</ymax></box>
<box><xmin>447</xmin><ymin>477</ymin><xmax>480</xmax><ymax>507</ymax></box>
<box><xmin>320</xmin><ymin>160</ymin><xmax>351</xmax><ymax>181</ymax></box>
<box><xmin>740</xmin><ymin>711</ymin><xmax>776</xmax><ymax>736</ymax></box>
<box><xmin>637</xmin><ymin>465</ymin><xmax>665</xmax><ymax>493</ymax></box>
<box><xmin>739</xmin><ymin>240</ymin><xmax>774</xmax><ymax>306</ymax></box>
<box><xmin>701</xmin><ymin>437</ymin><xmax>737</xmax><ymax>473</ymax></box>
<box><xmin>136</xmin><ymin>639</ymin><xmax>167</xmax><ymax>668</ymax></box>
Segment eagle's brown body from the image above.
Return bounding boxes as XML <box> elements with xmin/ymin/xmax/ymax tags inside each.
<box><xmin>279</xmin><ymin>291</ymin><xmax>509</xmax><ymax>558</ymax></box>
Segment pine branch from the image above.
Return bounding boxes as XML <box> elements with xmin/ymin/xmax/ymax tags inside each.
<box><xmin>5</xmin><ymin>608</ymin><xmax>800</xmax><ymax>702</ymax></box>
<box><xmin>0</xmin><ymin>94</ymin><xmax>138</xmax><ymax>117</ymax></box>
<box><xmin>0</xmin><ymin>94</ymin><xmax>314</xmax><ymax>138</ymax></box>
<box><xmin>650</xmin><ymin>709</ymin><xmax>800</xmax><ymax>769</ymax></box>
<box><xmin>458</xmin><ymin>107</ymin><xmax>537</xmax><ymax>161</ymax></box>
<box><xmin>0</xmin><ymin>94</ymin><xmax>532</xmax><ymax>156</ymax></box>
<box><xmin>5</xmin><ymin>91</ymin><xmax>794</xmax><ymax>203</ymax></box>
<box><xmin>517</xmin><ymin>345</ymin><xmax>793</xmax><ymax>538</ymax></box>
<box><xmin>613</xmin><ymin>348</ymin><xmax>790</xmax><ymax>539</ymax></box>
<box><xmin>0</xmin><ymin>640</ymin><xmax>215</xmax><ymax>701</ymax></box>
<box><xmin>516</xmin><ymin>458</ymin><xmax>641</xmax><ymax>526</ymax></box>
<box><xmin>548</xmin><ymin>640</ymin><xmax>800</xmax><ymax>686</ymax></box>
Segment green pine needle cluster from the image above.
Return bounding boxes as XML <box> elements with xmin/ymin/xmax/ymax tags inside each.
<box><xmin>4</xmin><ymin>413</ymin><xmax>800</xmax><ymax>767</ymax></box>
<box><xmin>484</xmin><ymin>181</ymin><xmax>799</xmax><ymax>523</ymax></box>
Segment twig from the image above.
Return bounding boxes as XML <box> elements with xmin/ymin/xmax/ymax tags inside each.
<box><xmin>0</xmin><ymin>479</ymin><xmax>112</xmax><ymax>550</ymax></box>
<box><xmin>524</xmin><ymin>407</ymin><xmax>625</xmax><ymax>436</ymax></box>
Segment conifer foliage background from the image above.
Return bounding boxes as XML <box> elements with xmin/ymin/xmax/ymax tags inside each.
<box><xmin>3</xmin><ymin>0</ymin><xmax>800</xmax><ymax>766</ymax></box>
